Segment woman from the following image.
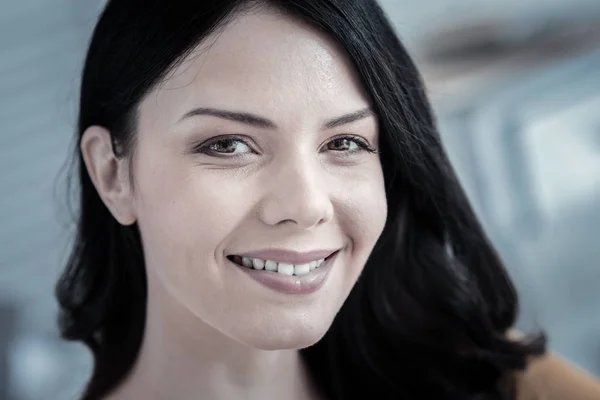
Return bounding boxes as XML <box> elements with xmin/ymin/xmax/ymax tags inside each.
<box><xmin>55</xmin><ymin>0</ymin><xmax>600</xmax><ymax>399</ymax></box>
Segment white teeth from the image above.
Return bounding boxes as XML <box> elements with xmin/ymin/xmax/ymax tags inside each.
<box><xmin>277</xmin><ymin>263</ymin><xmax>294</xmax><ymax>276</ymax></box>
<box><xmin>252</xmin><ymin>258</ymin><xmax>265</xmax><ymax>270</ymax></box>
<box><xmin>264</xmin><ymin>260</ymin><xmax>278</xmax><ymax>271</ymax></box>
<box><xmin>294</xmin><ymin>263</ymin><xmax>310</xmax><ymax>276</ymax></box>
<box><xmin>235</xmin><ymin>256</ymin><xmax>327</xmax><ymax>275</ymax></box>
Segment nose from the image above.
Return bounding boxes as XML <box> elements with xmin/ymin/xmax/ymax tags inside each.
<box><xmin>258</xmin><ymin>157</ymin><xmax>334</xmax><ymax>230</ymax></box>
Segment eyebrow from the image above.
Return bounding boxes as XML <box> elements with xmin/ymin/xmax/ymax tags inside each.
<box><xmin>178</xmin><ymin>107</ymin><xmax>374</xmax><ymax>130</ymax></box>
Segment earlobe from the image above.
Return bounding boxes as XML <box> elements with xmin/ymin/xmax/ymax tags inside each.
<box><xmin>80</xmin><ymin>126</ymin><xmax>137</xmax><ymax>225</ymax></box>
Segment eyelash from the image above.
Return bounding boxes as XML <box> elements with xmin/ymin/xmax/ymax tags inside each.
<box><xmin>195</xmin><ymin>134</ymin><xmax>378</xmax><ymax>158</ymax></box>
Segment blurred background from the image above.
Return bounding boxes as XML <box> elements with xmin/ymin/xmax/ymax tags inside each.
<box><xmin>1</xmin><ymin>0</ymin><xmax>599</xmax><ymax>398</ymax></box>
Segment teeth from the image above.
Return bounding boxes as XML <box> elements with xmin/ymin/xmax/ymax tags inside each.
<box><xmin>252</xmin><ymin>258</ymin><xmax>265</xmax><ymax>270</ymax></box>
<box><xmin>295</xmin><ymin>263</ymin><xmax>310</xmax><ymax>276</ymax></box>
<box><xmin>264</xmin><ymin>260</ymin><xmax>278</xmax><ymax>271</ymax></box>
<box><xmin>277</xmin><ymin>263</ymin><xmax>294</xmax><ymax>276</ymax></box>
<box><xmin>234</xmin><ymin>255</ymin><xmax>327</xmax><ymax>276</ymax></box>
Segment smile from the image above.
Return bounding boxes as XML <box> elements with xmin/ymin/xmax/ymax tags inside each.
<box><xmin>227</xmin><ymin>254</ymin><xmax>333</xmax><ymax>276</ymax></box>
<box><xmin>225</xmin><ymin>249</ymin><xmax>341</xmax><ymax>295</ymax></box>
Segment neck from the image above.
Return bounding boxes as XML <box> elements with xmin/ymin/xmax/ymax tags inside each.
<box><xmin>105</xmin><ymin>271</ymin><xmax>321</xmax><ymax>400</ymax></box>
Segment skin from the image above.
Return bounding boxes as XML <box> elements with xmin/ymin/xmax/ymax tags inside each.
<box><xmin>81</xmin><ymin>8</ymin><xmax>387</xmax><ymax>400</ymax></box>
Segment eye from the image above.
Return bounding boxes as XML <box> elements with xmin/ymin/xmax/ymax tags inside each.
<box><xmin>195</xmin><ymin>135</ymin><xmax>255</xmax><ymax>157</ymax></box>
<box><xmin>324</xmin><ymin>135</ymin><xmax>378</xmax><ymax>155</ymax></box>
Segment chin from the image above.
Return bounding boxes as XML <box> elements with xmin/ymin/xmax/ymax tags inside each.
<box><xmin>237</xmin><ymin>323</ymin><xmax>330</xmax><ymax>351</ymax></box>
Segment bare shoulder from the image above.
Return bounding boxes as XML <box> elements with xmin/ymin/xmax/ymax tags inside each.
<box><xmin>515</xmin><ymin>352</ymin><xmax>600</xmax><ymax>400</ymax></box>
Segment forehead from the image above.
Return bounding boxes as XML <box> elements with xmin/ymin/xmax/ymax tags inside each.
<box><xmin>140</xmin><ymin>9</ymin><xmax>371</xmax><ymax>128</ymax></box>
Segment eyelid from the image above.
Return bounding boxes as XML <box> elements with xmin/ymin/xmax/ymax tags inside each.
<box><xmin>193</xmin><ymin>134</ymin><xmax>258</xmax><ymax>157</ymax></box>
<box><xmin>191</xmin><ymin>133</ymin><xmax>378</xmax><ymax>158</ymax></box>
<box><xmin>321</xmin><ymin>134</ymin><xmax>377</xmax><ymax>153</ymax></box>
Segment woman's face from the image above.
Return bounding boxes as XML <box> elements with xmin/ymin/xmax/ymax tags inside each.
<box><xmin>132</xmin><ymin>10</ymin><xmax>387</xmax><ymax>349</ymax></box>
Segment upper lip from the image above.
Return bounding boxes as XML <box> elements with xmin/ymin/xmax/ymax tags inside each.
<box><xmin>230</xmin><ymin>248</ymin><xmax>340</xmax><ymax>265</ymax></box>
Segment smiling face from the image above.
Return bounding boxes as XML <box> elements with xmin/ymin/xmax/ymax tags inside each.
<box><xmin>130</xmin><ymin>9</ymin><xmax>388</xmax><ymax>349</ymax></box>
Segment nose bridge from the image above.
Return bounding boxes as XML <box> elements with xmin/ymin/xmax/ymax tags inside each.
<box><xmin>258</xmin><ymin>152</ymin><xmax>333</xmax><ymax>229</ymax></box>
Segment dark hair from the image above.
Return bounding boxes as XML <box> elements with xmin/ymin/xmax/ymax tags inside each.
<box><xmin>56</xmin><ymin>1</ymin><xmax>546</xmax><ymax>399</ymax></box>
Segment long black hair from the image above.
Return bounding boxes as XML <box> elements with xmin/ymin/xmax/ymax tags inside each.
<box><xmin>55</xmin><ymin>1</ymin><xmax>546</xmax><ymax>399</ymax></box>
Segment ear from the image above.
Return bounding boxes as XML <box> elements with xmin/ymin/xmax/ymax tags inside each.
<box><xmin>80</xmin><ymin>126</ymin><xmax>137</xmax><ymax>225</ymax></box>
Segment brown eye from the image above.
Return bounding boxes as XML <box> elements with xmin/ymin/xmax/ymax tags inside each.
<box><xmin>328</xmin><ymin>138</ymin><xmax>360</xmax><ymax>151</ymax></box>
<box><xmin>208</xmin><ymin>138</ymin><xmax>247</xmax><ymax>153</ymax></box>
<box><xmin>324</xmin><ymin>135</ymin><xmax>377</xmax><ymax>155</ymax></box>
<box><xmin>197</xmin><ymin>136</ymin><xmax>254</xmax><ymax>157</ymax></box>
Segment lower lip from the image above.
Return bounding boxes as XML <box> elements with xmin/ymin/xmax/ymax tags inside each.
<box><xmin>228</xmin><ymin>251</ymin><xmax>339</xmax><ymax>295</ymax></box>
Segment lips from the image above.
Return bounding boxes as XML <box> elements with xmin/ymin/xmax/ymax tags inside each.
<box><xmin>227</xmin><ymin>249</ymin><xmax>340</xmax><ymax>295</ymax></box>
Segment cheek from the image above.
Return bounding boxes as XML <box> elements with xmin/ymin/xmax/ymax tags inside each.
<box><xmin>131</xmin><ymin>156</ymin><xmax>250</xmax><ymax>285</ymax></box>
<box><xmin>338</xmin><ymin>165</ymin><xmax>388</xmax><ymax>251</ymax></box>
